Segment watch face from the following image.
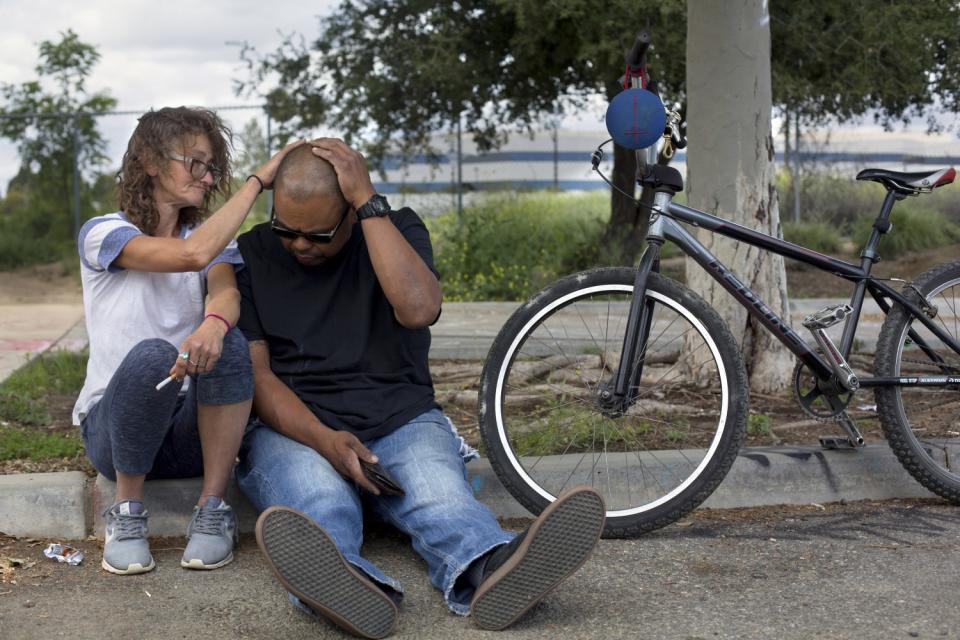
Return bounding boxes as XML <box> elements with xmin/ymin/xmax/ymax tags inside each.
<box><xmin>359</xmin><ymin>194</ymin><xmax>390</xmax><ymax>219</ymax></box>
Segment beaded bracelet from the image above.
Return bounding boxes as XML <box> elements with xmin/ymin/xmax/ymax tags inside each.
<box><xmin>247</xmin><ymin>174</ymin><xmax>265</xmax><ymax>194</ymax></box>
<box><xmin>204</xmin><ymin>312</ymin><xmax>232</xmax><ymax>333</ymax></box>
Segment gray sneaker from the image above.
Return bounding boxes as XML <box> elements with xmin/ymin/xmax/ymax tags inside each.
<box><xmin>181</xmin><ymin>496</ymin><xmax>238</xmax><ymax>570</ymax></box>
<box><xmin>102</xmin><ymin>500</ymin><xmax>155</xmax><ymax>575</ymax></box>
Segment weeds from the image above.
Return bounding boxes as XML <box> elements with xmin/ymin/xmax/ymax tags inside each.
<box><xmin>747</xmin><ymin>412</ymin><xmax>773</xmax><ymax>436</ymax></box>
<box><xmin>0</xmin><ymin>350</ymin><xmax>88</xmax><ymax>426</ymax></box>
<box><xmin>0</xmin><ymin>427</ymin><xmax>85</xmax><ymax>461</ymax></box>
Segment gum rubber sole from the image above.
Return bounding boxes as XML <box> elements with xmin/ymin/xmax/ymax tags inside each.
<box><xmin>180</xmin><ymin>553</ymin><xmax>234</xmax><ymax>570</ymax></box>
<box><xmin>255</xmin><ymin>506</ymin><xmax>398</xmax><ymax>639</ymax></box>
<box><xmin>470</xmin><ymin>486</ymin><xmax>606</xmax><ymax>630</ymax></box>
<box><xmin>101</xmin><ymin>557</ymin><xmax>155</xmax><ymax>575</ymax></box>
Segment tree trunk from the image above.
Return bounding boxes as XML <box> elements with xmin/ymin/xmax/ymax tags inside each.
<box><xmin>599</xmin><ymin>142</ymin><xmax>676</xmax><ymax>266</ymax></box>
<box><xmin>685</xmin><ymin>0</ymin><xmax>793</xmax><ymax>393</ymax></box>
<box><xmin>598</xmin><ymin>142</ymin><xmax>643</xmax><ymax>266</ymax></box>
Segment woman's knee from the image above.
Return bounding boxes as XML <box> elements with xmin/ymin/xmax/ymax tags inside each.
<box><xmin>119</xmin><ymin>339</ymin><xmax>179</xmax><ymax>376</ymax></box>
<box><xmin>198</xmin><ymin>327</ymin><xmax>253</xmax><ymax>404</ymax></box>
<box><xmin>219</xmin><ymin>327</ymin><xmax>251</xmax><ymax>369</ymax></box>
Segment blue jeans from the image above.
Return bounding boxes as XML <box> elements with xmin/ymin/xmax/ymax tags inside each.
<box><xmin>236</xmin><ymin>408</ymin><xmax>513</xmax><ymax>615</ymax></box>
<box><xmin>82</xmin><ymin>328</ymin><xmax>253</xmax><ymax>480</ymax></box>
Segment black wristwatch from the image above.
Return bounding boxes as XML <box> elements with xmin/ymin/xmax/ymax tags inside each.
<box><xmin>356</xmin><ymin>194</ymin><xmax>391</xmax><ymax>220</ymax></box>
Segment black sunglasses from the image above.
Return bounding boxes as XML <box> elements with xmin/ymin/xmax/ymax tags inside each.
<box><xmin>270</xmin><ymin>204</ymin><xmax>350</xmax><ymax>244</ymax></box>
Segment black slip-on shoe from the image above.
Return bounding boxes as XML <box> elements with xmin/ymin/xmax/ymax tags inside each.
<box><xmin>470</xmin><ymin>486</ymin><xmax>606</xmax><ymax>630</ymax></box>
<box><xmin>255</xmin><ymin>506</ymin><xmax>398</xmax><ymax>639</ymax></box>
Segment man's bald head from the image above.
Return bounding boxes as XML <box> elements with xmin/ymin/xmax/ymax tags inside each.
<box><xmin>273</xmin><ymin>144</ymin><xmax>348</xmax><ymax>210</ymax></box>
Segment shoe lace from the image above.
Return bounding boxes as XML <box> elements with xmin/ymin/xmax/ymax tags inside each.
<box><xmin>191</xmin><ymin>506</ymin><xmax>228</xmax><ymax>537</ymax></box>
<box><xmin>106</xmin><ymin>511</ymin><xmax>148</xmax><ymax>541</ymax></box>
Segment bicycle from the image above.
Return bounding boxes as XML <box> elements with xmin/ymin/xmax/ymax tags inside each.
<box><xmin>477</xmin><ymin>32</ymin><xmax>960</xmax><ymax>538</ymax></box>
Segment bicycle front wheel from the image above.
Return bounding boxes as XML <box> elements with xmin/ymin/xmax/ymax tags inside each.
<box><xmin>875</xmin><ymin>260</ymin><xmax>960</xmax><ymax>501</ymax></box>
<box><xmin>479</xmin><ymin>267</ymin><xmax>748</xmax><ymax>537</ymax></box>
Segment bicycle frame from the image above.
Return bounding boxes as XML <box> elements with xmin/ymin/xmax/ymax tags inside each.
<box><xmin>610</xmin><ymin>189</ymin><xmax>960</xmax><ymax>407</ymax></box>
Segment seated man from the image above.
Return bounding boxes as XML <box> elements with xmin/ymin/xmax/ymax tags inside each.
<box><xmin>234</xmin><ymin>139</ymin><xmax>605</xmax><ymax>639</ymax></box>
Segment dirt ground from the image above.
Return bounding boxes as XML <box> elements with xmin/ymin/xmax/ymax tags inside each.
<box><xmin>433</xmin><ymin>359</ymin><xmax>887</xmax><ymax>451</ymax></box>
<box><xmin>0</xmin><ymin>263</ymin><xmax>82</xmax><ymax>305</ymax></box>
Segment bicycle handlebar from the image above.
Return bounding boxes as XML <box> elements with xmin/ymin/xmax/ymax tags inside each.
<box><xmin>626</xmin><ymin>31</ymin><xmax>652</xmax><ymax>68</ymax></box>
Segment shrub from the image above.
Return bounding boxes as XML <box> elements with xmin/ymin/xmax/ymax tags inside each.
<box><xmin>426</xmin><ymin>192</ymin><xmax>608</xmax><ymax>301</ymax></box>
<box><xmin>850</xmin><ymin>205</ymin><xmax>960</xmax><ymax>258</ymax></box>
<box><xmin>0</xmin><ymin>216</ymin><xmax>76</xmax><ymax>271</ymax></box>
<box><xmin>778</xmin><ymin>168</ymin><xmax>960</xmax><ymax>229</ymax></box>
<box><xmin>782</xmin><ymin>221</ymin><xmax>842</xmax><ymax>254</ymax></box>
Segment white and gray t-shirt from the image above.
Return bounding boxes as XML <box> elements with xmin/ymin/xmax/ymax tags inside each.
<box><xmin>72</xmin><ymin>212</ymin><xmax>243</xmax><ymax>425</ymax></box>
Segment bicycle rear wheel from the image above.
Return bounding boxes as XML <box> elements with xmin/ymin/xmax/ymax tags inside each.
<box><xmin>478</xmin><ymin>267</ymin><xmax>748</xmax><ymax>537</ymax></box>
<box><xmin>875</xmin><ymin>260</ymin><xmax>960</xmax><ymax>501</ymax></box>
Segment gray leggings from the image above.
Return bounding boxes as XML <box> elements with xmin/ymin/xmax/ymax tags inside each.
<box><xmin>81</xmin><ymin>327</ymin><xmax>253</xmax><ymax>480</ymax></box>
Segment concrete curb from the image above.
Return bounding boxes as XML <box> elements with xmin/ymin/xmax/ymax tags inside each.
<box><xmin>0</xmin><ymin>471</ymin><xmax>88</xmax><ymax>539</ymax></box>
<box><xmin>0</xmin><ymin>444</ymin><xmax>935</xmax><ymax>540</ymax></box>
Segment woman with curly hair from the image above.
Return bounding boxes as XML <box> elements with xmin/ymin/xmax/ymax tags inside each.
<box><xmin>73</xmin><ymin>106</ymin><xmax>301</xmax><ymax>575</ymax></box>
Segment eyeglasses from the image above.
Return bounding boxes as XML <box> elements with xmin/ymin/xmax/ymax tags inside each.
<box><xmin>167</xmin><ymin>153</ymin><xmax>223</xmax><ymax>184</ymax></box>
<box><xmin>270</xmin><ymin>204</ymin><xmax>350</xmax><ymax>244</ymax></box>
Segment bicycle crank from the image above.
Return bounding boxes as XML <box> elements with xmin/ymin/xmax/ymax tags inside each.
<box><xmin>792</xmin><ymin>359</ymin><xmax>865</xmax><ymax>449</ymax></box>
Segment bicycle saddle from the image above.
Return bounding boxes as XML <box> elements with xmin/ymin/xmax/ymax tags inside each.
<box><xmin>855</xmin><ymin>167</ymin><xmax>956</xmax><ymax>194</ymax></box>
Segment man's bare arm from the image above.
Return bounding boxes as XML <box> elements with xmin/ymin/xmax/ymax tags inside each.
<box><xmin>310</xmin><ymin>138</ymin><xmax>442</xmax><ymax>328</ymax></box>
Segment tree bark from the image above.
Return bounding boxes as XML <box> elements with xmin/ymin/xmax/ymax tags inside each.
<box><xmin>685</xmin><ymin>0</ymin><xmax>793</xmax><ymax>393</ymax></box>
<box><xmin>599</xmin><ymin>142</ymin><xmax>675</xmax><ymax>266</ymax></box>
<box><xmin>598</xmin><ymin>142</ymin><xmax>643</xmax><ymax>266</ymax></box>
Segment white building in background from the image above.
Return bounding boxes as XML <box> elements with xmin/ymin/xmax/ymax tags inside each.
<box><xmin>383</xmin><ymin>123</ymin><xmax>959</xmax><ymax>216</ymax></box>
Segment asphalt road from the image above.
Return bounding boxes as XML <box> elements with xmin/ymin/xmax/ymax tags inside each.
<box><xmin>1</xmin><ymin>499</ymin><xmax>958</xmax><ymax>640</ymax></box>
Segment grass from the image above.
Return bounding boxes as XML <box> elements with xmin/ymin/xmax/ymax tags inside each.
<box><xmin>0</xmin><ymin>350</ymin><xmax>87</xmax><ymax>426</ymax></box>
<box><xmin>0</xmin><ymin>427</ymin><xmax>85</xmax><ymax>461</ymax></box>
<box><xmin>747</xmin><ymin>412</ymin><xmax>773</xmax><ymax>436</ymax></box>
<box><xmin>511</xmin><ymin>416</ymin><xmax>658</xmax><ymax>457</ymax></box>
<box><xmin>0</xmin><ymin>350</ymin><xmax>88</xmax><ymax>462</ymax></box>
<box><xmin>426</xmin><ymin>191</ymin><xmax>609</xmax><ymax>301</ymax></box>
<box><xmin>507</xmin><ymin>396</ymin><xmax>699</xmax><ymax>456</ymax></box>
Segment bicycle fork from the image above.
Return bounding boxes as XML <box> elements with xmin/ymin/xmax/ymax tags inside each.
<box><xmin>598</xmin><ymin>192</ymin><xmax>672</xmax><ymax>416</ymax></box>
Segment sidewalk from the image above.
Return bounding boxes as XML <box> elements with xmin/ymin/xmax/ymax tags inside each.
<box><xmin>0</xmin><ymin>298</ymin><xmax>887</xmax><ymax>383</ymax></box>
<box><xmin>0</xmin><ymin>299</ymin><xmax>935</xmax><ymax>541</ymax></box>
<box><xmin>0</xmin><ymin>302</ymin><xmax>84</xmax><ymax>383</ymax></box>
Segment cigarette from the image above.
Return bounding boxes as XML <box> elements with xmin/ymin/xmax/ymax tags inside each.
<box><xmin>155</xmin><ymin>375</ymin><xmax>177</xmax><ymax>391</ymax></box>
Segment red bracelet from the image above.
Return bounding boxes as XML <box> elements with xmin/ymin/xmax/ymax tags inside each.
<box><xmin>204</xmin><ymin>312</ymin><xmax>232</xmax><ymax>333</ymax></box>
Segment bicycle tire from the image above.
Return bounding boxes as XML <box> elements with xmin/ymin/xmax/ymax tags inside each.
<box><xmin>875</xmin><ymin>260</ymin><xmax>960</xmax><ymax>501</ymax></box>
<box><xmin>479</xmin><ymin>267</ymin><xmax>748</xmax><ymax>537</ymax></box>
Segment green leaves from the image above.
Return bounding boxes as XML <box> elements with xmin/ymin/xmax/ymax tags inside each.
<box><xmin>770</xmin><ymin>0</ymin><xmax>960</xmax><ymax>129</ymax></box>
<box><xmin>236</xmin><ymin>0</ymin><xmax>686</xmax><ymax>167</ymax></box>
<box><xmin>237</xmin><ymin>0</ymin><xmax>960</xmax><ymax>162</ymax></box>
<box><xmin>0</xmin><ymin>30</ymin><xmax>116</xmax><ymax>266</ymax></box>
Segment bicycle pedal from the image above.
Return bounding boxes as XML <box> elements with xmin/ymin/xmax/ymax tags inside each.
<box><xmin>819</xmin><ymin>436</ymin><xmax>860</xmax><ymax>450</ymax></box>
<box><xmin>803</xmin><ymin>304</ymin><xmax>853</xmax><ymax>330</ymax></box>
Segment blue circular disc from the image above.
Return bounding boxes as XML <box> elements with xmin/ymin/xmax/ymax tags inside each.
<box><xmin>605</xmin><ymin>88</ymin><xmax>666</xmax><ymax>150</ymax></box>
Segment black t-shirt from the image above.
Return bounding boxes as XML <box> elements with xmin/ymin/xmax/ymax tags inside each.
<box><xmin>236</xmin><ymin>208</ymin><xmax>440</xmax><ymax>441</ymax></box>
